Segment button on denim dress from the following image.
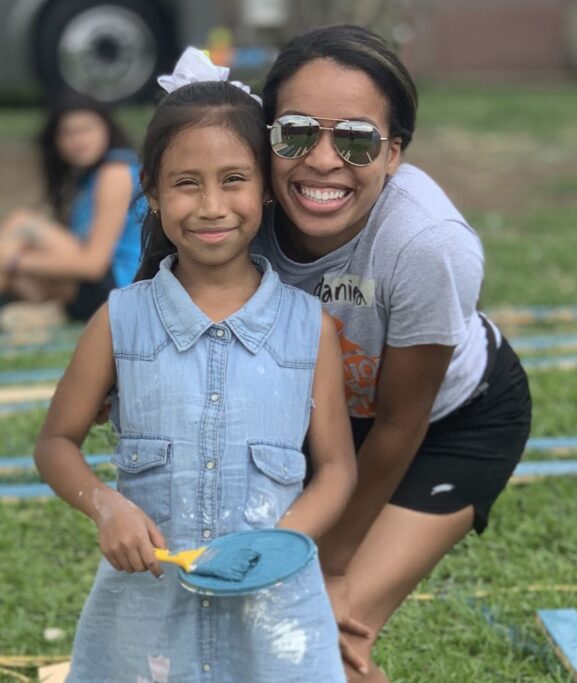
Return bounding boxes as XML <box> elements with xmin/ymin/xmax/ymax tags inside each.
<box><xmin>67</xmin><ymin>254</ymin><xmax>346</xmax><ymax>683</ymax></box>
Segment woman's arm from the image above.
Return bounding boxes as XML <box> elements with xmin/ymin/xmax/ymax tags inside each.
<box><xmin>277</xmin><ymin>311</ymin><xmax>357</xmax><ymax>540</ymax></box>
<box><xmin>34</xmin><ymin>304</ymin><xmax>165</xmax><ymax>576</ymax></box>
<box><xmin>318</xmin><ymin>342</ymin><xmax>454</xmax><ymax>574</ymax></box>
<box><xmin>9</xmin><ymin>162</ymin><xmax>134</xmax><ymax>281</ymax></box>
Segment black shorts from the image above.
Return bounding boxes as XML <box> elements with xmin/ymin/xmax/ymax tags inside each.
<box><xmin>65</xmin><ymin>270</ymin><xmax>116</xmax><ymax>321</ymax></box>
<box><xmin>350</xmin><ymin>337</ymin><xmax>532</xmax><ymax>534</ymax></box>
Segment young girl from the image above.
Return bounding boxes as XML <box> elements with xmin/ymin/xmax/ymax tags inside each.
<box><xmin>34</xmin><ymin>51</ymin><xmax>355</xmax><ymax>682</ymax></box>
<box><xmin>0</xmin><ymin>93</ymin><xmax>145</xmax><ymax>325</ymax></box>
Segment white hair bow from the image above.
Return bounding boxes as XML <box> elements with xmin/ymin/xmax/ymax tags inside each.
<box><xmin>157</xmin><ymin>46</ymin><xmax>262</xmax><ymax>105</ymax></box>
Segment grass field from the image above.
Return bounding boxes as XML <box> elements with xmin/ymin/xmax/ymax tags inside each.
<box><xmin>1</xmin><ymin>84</ymin><xmax>576</xmax><ymax>682</ymax></box>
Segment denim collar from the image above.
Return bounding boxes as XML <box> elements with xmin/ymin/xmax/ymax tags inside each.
<box><xmin>152</xmin><ymin>254</ymin><xmax>282</xmax><ymax>354</ymax></box>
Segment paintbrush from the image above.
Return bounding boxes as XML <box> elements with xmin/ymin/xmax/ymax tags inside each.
<box><xmin>154</xmin><ymin>544</ymin><xmax>260</xmax><ymax>581</ymax></box>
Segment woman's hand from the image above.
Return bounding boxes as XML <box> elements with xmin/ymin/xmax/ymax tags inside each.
<box><xmin>324</xmin><ymin>573</ymin><xmax>372</xmax><ymax>675</ymax></box>
<box><xmin>94</xmin><ymin>395</ymin><xmax>111</xmax><ymax>425</ymax></box>
<box><xmin>92</xmin><ymin>487</ymin><xmax>166</xmax><ymax>579</ymax></box>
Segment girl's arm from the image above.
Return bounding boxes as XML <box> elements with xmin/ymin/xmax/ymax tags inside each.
<box><xmin>8</xmin><ymin>162</ymin><xmax>134</xmax><ymax>281</ymax></box>
<box><xmin>317</xmin><ymin>342</ymin><xmax>454</xmax><ymax>574</ymax></box>
<box><xmin>277</xmin><ymin>311</ymin><xmax>357</xmax><ymax>540</ymax></box>
<box><xmin>34</xmin><ymin>305</ymin><xmax>165</xmax><ymax>577</ymax></box>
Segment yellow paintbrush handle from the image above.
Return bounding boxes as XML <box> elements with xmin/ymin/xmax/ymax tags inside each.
<box><xmin>154</xmin><ymin>546</ymin><xmax>208</xmax><ymax>571</ymax></box>
<box><xmin>154</xmin><ymin>548</ymin><xmax>178</xmax><ymax>565</ymax></box>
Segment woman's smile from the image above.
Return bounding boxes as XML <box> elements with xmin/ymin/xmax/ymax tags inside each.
<box><xmin>291</xmin><ymin>181</ymin><xmax>353</xmax><ymax>213</ymax></box>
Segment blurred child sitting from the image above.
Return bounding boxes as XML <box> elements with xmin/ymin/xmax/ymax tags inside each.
<box><xmin>0</xmin><ymin>93</ymin><xmax>146</xmax><ymax>333</ymax></box>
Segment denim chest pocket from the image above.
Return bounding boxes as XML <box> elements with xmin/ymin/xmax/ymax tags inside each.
<box><xmin>112</xmin><ymin>438</ymin><xmax>172</xmax><ymax>525</ymax></box>
<box><xmin>244</xmin><ymin>443</ymin><xmax>306</xmax><ymax>528</ymax></box>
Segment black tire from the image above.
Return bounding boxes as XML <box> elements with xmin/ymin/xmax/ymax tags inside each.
<box><xmin>34</xmin><ymin>0</ymin><xmax>176</xmax><ymax>104</ymax></box>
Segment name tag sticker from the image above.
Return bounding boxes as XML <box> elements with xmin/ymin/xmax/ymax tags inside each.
<box><xmin>314</xmin><ymin>275</ymin><xmax>375</xmax><ymax>306</ymax></box>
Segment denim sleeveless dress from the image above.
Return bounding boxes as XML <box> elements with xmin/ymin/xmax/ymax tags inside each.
<box><xmin>67</xmin><ymin>254</ymin><xmax>345</xmax><ymax>683</ymax></box>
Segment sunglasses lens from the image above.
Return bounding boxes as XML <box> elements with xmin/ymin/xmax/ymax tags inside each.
<box><xmin>333</xmin><ymin>121</ymin><xmax>382</xmax><ymax>166</ymax></box>
<box><xmin>270</xmin><ymin>115</ymin><xmax>320</xmax><ymax>159</ymax></box>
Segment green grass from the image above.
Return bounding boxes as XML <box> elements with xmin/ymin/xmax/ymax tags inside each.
<box><xmin>416</xmin><ymin>83</ymin><xmax>577</xmax><ymax>144</ymax></box>
<box><xmin>1</xmin><ymin>85</ymin><xmax>576</xmax><ymax>682</ymax></box>
<box><xmin>477</xmin><ymin>206</ymin><xmax>577</xmax><ymax>307</ymax></box>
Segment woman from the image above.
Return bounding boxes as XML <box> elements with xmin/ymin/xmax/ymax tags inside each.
<box><xmin>0</xmin><ymin>93</ymin><xmax>146</xmax><ymax>326</ymax></box>
<box><xmin>252</xmin><ymin>24</ymin><xmax>532</xmax><ymax>682</ymax></box>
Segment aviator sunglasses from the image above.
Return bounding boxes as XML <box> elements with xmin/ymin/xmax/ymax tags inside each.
<box><xmin>268</xmin><ymin>114</ymin><xmax>391</xmax><ymax>167</ymax></box>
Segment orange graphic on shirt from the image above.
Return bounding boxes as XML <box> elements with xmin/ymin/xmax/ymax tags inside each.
<box><xmin>331</xmin><ymin>316</ymin><xmax>381</xmax><ymax>418</ymax></box>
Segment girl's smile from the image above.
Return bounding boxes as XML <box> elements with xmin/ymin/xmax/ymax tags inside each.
<box><xmin>149</xmin><ymin>124</ymin><xmax>264</xmax><ymax>275</ymax></box>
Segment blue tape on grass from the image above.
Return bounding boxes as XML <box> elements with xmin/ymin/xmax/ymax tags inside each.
<box><xmin>527</xmin><ymin>437</ymin><xmax>577</xmax><ymax>451</ymax></box>
<box><xmin>0</xmin><ymin>480</ymin><xmax>116</xmax><ymax>499</ymax></box>
<box><xmin>0</xmin><ymin>368</ymin><xmax>63</xmax><ymax>385</ymax></box>
<box><xmin>0</xmin><ymin>400</ymin><xmax>50</xmax><ymax>415</ymax></box>
<box><xmin>514</xmin><ymin>460</ymin><xmax>577</xmax><ymax>478</ymax></box>
<box><xmin>511</xmin><ymin>334</ymin><xmax>577</xmax><ymax>352</ymax></box>
<box><xmin>0</xmin><ymin>340</ymin><xmax>76</xmax><ymax>359</ymax></box>
<box><xmin>0</xmin><ymin>453</ymin><xmax>112</xmax><ymax>470</ymax></box>
<box><xmin>488</xmin><ymin>305</ymin><xmax>577</xmax><ymax>324</ymax></box>
<box><xmin>537</xmin><ymin>609</ymin><xmax>577</xmax><ymax>675</ymax></box>
<box><xmin>523</xmin><ymin>356</ymin><xmax>577</xmax><ymax>371</ymax></box>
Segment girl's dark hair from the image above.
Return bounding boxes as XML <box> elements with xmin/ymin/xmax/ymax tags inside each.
<box><xmin>135</xmin><ymin>80</ymin><xmax>268</xmax><ymax>281</ymax></box>
<box><xmin>38</xmin><ymin>92</ymin><xmax>132</xmax><ymax>221</ymax></box>
<box><xmin>262</xmin><ymin>24</ymin><xmax>418</xmax><ymax>150</ymax></box>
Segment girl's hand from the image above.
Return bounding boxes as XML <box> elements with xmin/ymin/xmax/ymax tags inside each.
<box><xmin>324</xmin><ymin>573</ymin><xmax>372</xmax><ymax>675</ymax></box>
<box><xmin>92</xmin><ymin>488</ymin><xmax>166</xmax><ymax>579</ymax></box>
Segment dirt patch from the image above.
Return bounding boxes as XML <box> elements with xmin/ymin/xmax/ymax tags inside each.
<box><xmin>407</xmin><ymin>127</ymin><xmax>577</xmax><ymax>213</ymax></box>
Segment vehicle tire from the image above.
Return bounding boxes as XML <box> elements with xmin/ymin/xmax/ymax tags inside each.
<box><xmin>34</xmin><ymin>0</ymin><xmax>176</xmax><ymax>104</ymax></box>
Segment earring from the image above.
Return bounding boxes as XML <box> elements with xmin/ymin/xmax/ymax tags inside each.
<box><xmin>152</xmin><ymin>209</ymin><xmax>160</xmax><ymax>218</ymax></box>
<box><xmin>264</xmin><ymin>199</ymin><xmax>274</xmax><ymax>207</ymax></box>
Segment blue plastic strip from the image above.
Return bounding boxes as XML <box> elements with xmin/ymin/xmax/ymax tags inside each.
<box><xmin>488</xmin><ymin>305</ymin><xmax>577</xmax><ymax>323</ymax></box>
<box><xmin>527</xmin><ymin>437</ymin><xmax>577</xmax><ymax>451</ymax></box>
<box><xmin>0</xmin><ymin>400</ymin><xmax>50</xmax><ymax>415</ymax></box>
<box><xmin>523</xmin><ymin>356</ymin><xmax>577</xmax><ymax>371</ymax></box>
<box><xmin>0</xmin><ymin>480</ymin><xmax>116</xmax><ymax>499</ymax></box>
<box><xmin>0</xmin><ymin>340</ymin><xmax>76</xmax><ymax>359</ymax></box>
<box><xmin>537</xmin><ymin>609</ymin><xmax>577</xmax><ymax>675</ymax></box>
<box><xmin>511</xmin><ymin>334</ymin><xmax>577</xmax><ymax>352</ymax></box>
<box><xmin>514</xmin><ymin>460</ymin><xmax>577</xmax><ymax>478</ymax></box>
<box><xmin>0</xmin><ymin>453</ymin><xmax>112</xmax><ymax>470</ymax></box>
<box><xmin>0</xmin><ymin>368</ymin><xmax>63</xmax><ymax>385</ymax></box>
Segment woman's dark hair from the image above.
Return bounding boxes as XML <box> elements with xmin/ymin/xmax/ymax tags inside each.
<box><xmin>262</xmin><ymin>24</ymin><xmax>418</xmax><ymax>150</ymax></box>
<box><xmin>38</xmin><ymin>92</ymin><xmax>132</xmax><ymax>221</ymax></box>
<box><xmin>135</xmin><ymin>80</ymin><xmax>268</xmax><ymax>281</ymax></box>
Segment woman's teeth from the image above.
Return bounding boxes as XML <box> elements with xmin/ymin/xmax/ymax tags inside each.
<box><xmin>298</xmin><ymin>185</ymin><xmax>348</xmax><ymax>202</ymax></box>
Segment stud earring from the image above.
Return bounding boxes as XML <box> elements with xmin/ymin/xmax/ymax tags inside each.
<box><xmin>152</xmin><ymin>209</ymin><xmax>160</xmax><ymax>218</ymax></box>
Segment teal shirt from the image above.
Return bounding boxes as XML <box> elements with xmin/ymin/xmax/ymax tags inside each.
<box><xmin>69</xmin><ymin>148</ymin><xmax>146</xmax><ymax>287</ymax></box>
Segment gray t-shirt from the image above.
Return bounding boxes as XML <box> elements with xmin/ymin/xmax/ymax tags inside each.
<box><xmin>253</xmin><ymin>163</ymin><xmax>493</xmax><ymax>422</ymax></box>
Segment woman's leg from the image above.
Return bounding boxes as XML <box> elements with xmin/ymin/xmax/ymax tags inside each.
<box><xmin>343</xmin><ymin>503</ymin><xmax>474</xmax><ymax>682</ymax></box>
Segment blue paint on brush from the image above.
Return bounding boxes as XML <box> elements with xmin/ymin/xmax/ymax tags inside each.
<box><xmin>193</xmin><ymin>546</ymin><xmax>261</xmax><ymax>581</ymax></box>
